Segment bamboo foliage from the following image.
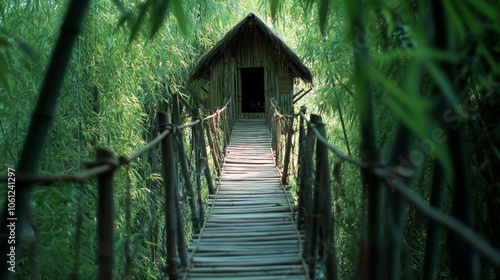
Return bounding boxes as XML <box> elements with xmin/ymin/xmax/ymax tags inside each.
<box><xmin>1</xmin><ymin>0</ymin><xmax>500</xmax><ymax>279</ymax></box>
<box><xmin>0</xmin><ymin>1</ymin><xmax>91</xmax><ymax>279</ymax></box>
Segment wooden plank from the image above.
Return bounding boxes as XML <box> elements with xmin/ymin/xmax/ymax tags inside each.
<box><xmin>185</xmin><ymin>119</ymin><xmax>306</xmax><ymax>280</ymax></box>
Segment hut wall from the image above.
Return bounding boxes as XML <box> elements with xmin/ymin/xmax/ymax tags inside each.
<box><xmin>208</xmin><ymin>24</ymin><xmax>295</xmax><ymax>119</ymax></box>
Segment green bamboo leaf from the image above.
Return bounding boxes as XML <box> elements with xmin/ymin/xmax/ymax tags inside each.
<box><xmin>386</xmin><ymin>98</ymin><xmax>428</xmax><ymax>140</ymax></box>
<box><xmin>14</xmin><ymin>38</ymin><xmax>38</xmax><ymax>61</ymax></box>
<box><xmin>425</xmin><ymin>60</ymin><xmax>465</xmax><ymax>117</ymax></box>
<box><xmin>270</xmin><ymin>0</ymin><xmax>280</xmax><ymax>20</ymax></box>
<box><xmin>373</xmin><ymin>48</ymin><xmax>460</xmax><ymax>63</ymax></box>
<box><xmin>465</xmin><ymin>0</ymin><xmax>498</xmax><ymax>21</ymax></box>
<box><xmin>381</xmin><ymin>9</ymin><xmax>395</xmax><ymax>37</ymax></box>
<box><xmin>477</xmin><ymin>43</ymin><xmax>500</xmax><ymax>74</ymax></box>
<box><xmin>318</xmin><ymin>0</ymin><xmax>329</xmax><ymax>35</ymax></box>
<box><xmin>111</xmin><ymin>0</ymin><xmax>126</xmax><ymax>14</ymax></box>
<box><xmin>377</xmin><ymin>70</ymin><xmax>454</xmax><ymax>180</ymax></box>
<box><xmin>0</xmin><ymin>36</ymin><xmax>10</xmax><ymax>47</ymax></box>
<box><xmin>117</xmin><ymin>11</ymin><xmax>133</xmax><ymax>29</ymax></box>
<box><xmin>129</xmin><ymin>0</ymin><xmax>152</xmax><ymax>43</ymax></box>
<box><xmin>492</xmin><ymin>146</ymin><xmax>500</xmax><ymax>160</ymax></box>
<box><xmin>443</xmin><ymin>0</ymin><xmax>466</xmax><ymax>41</ymax></box>
<box><xmin>386</xmin><ymin>98</ymin><xmax>453</xmax><ymax>180</ymax></box>
<box><xmin>169</xmin><ymin>0</ymin><xmax>187</xmax><ymax>36</ymax></box>
<box><xmin>0</xmin><ymin>53</ymin><xmax>9</xmax><ymax>89</ymax></box>
<box><xmin>150</xmin><ymin>0</ymin><xmax>170</xmax><ymax>38</ymax></box>
<box><xmin>455</xmin><ymin>0</ymin><xmax>482</xmax><ymax>35</ymax></box>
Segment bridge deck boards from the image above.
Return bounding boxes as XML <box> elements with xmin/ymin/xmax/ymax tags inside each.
<box><xmin>184</xmin><ymin>119</ymin><xmax>307</xmax><ymax>280</ymax></box>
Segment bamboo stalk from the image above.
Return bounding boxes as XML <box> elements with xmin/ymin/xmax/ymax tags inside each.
<box><xmin>281</xmin><ymin>108</ymin><xmax>294</xmax><ymax>185</ymax></box>
<box><xmin>210</xmin><ymin>112</ymin><xmax>223</xmax><ymax>164</ymax></box>
<box><xmin>199</xmin><ymin>121</ymin><xmax>215</xmax><ymax>195</ymax></box>
<box><xmin>308</xmin><ymin>114</ymin><xmax>322</xmax><ymax>278</ymax></box>
<box><xmin>96</xmin><ymin>149</ymin><xmax>118</xmax><ymax>280</ymax></box>
<box><xmin>429</xmin><ymin>1</ymin><xmax>479</xmax><ymax>278</ymax></box>
<box><xmin>174</xmin><ymin>170</ymin><xmax>189</xmax><ymax>268</ymax></box>
<box><xmin>158</xmin><ymin>112</ymin><xmax>180</xmax><ymax>280</ymax></box>
<box><xmin>205</xmin><ymin>120</ymin><xmax>221</xmax><ymax>177</ymax></box>
<box><xmin>172</xmin><ymin>93</ymin><xmax>200</xmax><ymax>233</ymax></box>
<box><xmin>302</xmin><ymin>113</ymin><xmax>316</xmax><ymax>278</ymax></box>
<box><xmin>297</xmin><ymin>106</ymin><xmax>307</xmax><ymax>230</ymax></box>
<box><xmin>275</xmin><ymin>114</ymin><xmax>282</xmax><ymax>165</ymax></box>
<box><xmin>313</xmin><ymin>115</ymin><xmax>338</xmax><ymax>280</ymax></box>
<box><xmin>347</xmin><ymin>0</ymin><xmax>383</xmax><ymax>279</ymax></box>
<box><xmin>422</xmin><ymin>161</ymin><xmax>446</xmax><ymax>279</ymax></box>
<box><xmin>223</xmin><ymin>108</ymin><xmax>230</xmax><ymax>150</ymax></box>
<box><xmin>192</xmin><ymin>108</ymin><xmax>206</xmax><ymax>226</ymax></box>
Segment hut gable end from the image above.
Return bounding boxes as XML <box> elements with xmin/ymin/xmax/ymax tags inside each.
<box><xmin>188</xmin><ymin>13</ymin><xmax>312</xmax><ymax>84</ymax></box>
<box><xmin>189</xmin><ymin>13</ymin><xmax>312</xmax><ymax>119</ymax></box>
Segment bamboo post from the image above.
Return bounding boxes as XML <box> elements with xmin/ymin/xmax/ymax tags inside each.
<box><xmin>307</xmin><ymin>114</ymin><xmax>322</xmax><ymax>278</ymax></box>
<box><xmin>158</xmin><ymin>112</ymin><xmax>179</xmax><ymax>280</ymax></box>
<box><xmin>210</xmin><ymin>116</ymin><xmax>223</xmax><ymax>168</ymax></box>
<box><xmin>223</xmin><ymin>108</ymin><xmax>230</xmax><ymax>151</ymax></box>
<box><xmin>302</xmin><ymin>114</ymin><xmax>317</xmax><ymax>279</ymax></box>
<box><xmin>297</xmin><ymin>106</ymin><xmax>307</xmax><ymax>230</ymax></box>
<box><xmin>275</xmin><ymin>115</ymin><xmax>281</xmax><ymax>165</ymax></box>
<box><xmin>281</xmin><ymin>108</ymin><xmax>294</xmax><ymax>185</ymax></box>
<box><xmin>192</xmin><ymin>108</ymin><xmax>205</xmax><ymax>226</ymax></box>
<box><xmin>174</xmin><ymin>174</ymin><xmax>189</xmax><ymax>269</ymax></box>
<box><xmin>214</xmin><ymin>108</ymin><xmax>225</xmax><ymax>150</ymax></box>
<box><xmin>172</xmin><ymin>93</ymin><xmax>200</xmax><ymax>233</ymax></box>
<box><xmin>96</xmin><ymin>148</ymin><xmax>118</xmax><ymax>280</ymax></box>
<box><xmin>199</xmin><ymin>120</ymin><xmax>215</xmax><ymax>195</ymax></box>
<box><xmin>205</xmin><ymin>120</ymin><xmax>221</xmax><ymax>177</ymax></box>
<box><xmin>313</xmin><ymin>115</ymin><xmax>338</xmax><ymax>280</ymax></box>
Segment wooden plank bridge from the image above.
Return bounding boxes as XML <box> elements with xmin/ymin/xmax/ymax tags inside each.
<box><xmin>184</xmin><ymin>119</ymin><xmax>307</xmax><ymax>280</ymax></box>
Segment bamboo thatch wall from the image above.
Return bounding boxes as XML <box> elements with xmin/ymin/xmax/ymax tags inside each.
<box><xmin>207</xmin><ymin>23</ymin><xmax>294</xmax><ymax>119</ymax></box>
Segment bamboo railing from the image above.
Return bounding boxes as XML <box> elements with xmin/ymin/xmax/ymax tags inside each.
<box><xmin>0</xmin><ymin>93</ymin><xmax>233</xmax><ymax>280</ymax></box>
<box><xmin>270</xmin><ymin>99</ymin><xmax>500</xmax><ymax>280</ymax></box>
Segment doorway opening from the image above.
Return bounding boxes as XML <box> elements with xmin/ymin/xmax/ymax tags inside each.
<box><xmin>241</xmin><ymin>67</ymin><xmax>265</xmax><ymax>113</ymax></box>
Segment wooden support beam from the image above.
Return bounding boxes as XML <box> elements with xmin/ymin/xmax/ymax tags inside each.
<box><xmin>293</xmin><ymin>88</ymin><xmax>312</xmax><ymax>104</ymax></box>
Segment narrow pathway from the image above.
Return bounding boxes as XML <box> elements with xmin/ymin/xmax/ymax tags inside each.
<box><xmin>185</xmin><ymin>119</ymin><xmax>307</xmax><ymax>280</ymax></box>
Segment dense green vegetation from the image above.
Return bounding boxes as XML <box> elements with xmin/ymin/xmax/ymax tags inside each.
<box><xmin>1</xmin><ymin>0</ymin><xmax>499</xmax><ymax>279</ymax></box>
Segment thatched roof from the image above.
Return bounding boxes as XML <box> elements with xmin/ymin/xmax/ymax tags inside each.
<box><xmin>188</xmin><ymin>13</ymin><xmax>313</xmax><ymax>83</ymax></box>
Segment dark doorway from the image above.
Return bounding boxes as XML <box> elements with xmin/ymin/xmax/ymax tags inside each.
<box><xmin>241</xmin><ymin>67</ymin><xmax>265</xmax><ymax>113</ymax></box>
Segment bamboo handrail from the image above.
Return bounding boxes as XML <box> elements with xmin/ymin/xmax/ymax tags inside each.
<box><xmin>0</xmin><ymin>118</ymin><xmax>208</xmax><ymax>185</ymax></box>
<box><xmin>0</xmin><ymin>85</ymin><xmax>231</xmax><ymax>279</ymax></box>
<box><xmin>295</xmin><ymin>108</ymin><xmax>500</xmax><ymax>270</ymax></box>
<box><xmin>390</xmin><ymin>178</ymin><xmax>500</xmax><ymax>267</ymax></box>
<box><xmin>299</xmin><ymin>110</ymin><xmax>365</xmax><ymax>168</ymax></box>
<box><xmin>202</xmin><ymin>97</ymin><xmax>232</xmax><ymax>121</ymax></box>
<box><xmin>270</xmin><ymin>103</ymin><xmax>500</xmax><ymax>279</ymax></box>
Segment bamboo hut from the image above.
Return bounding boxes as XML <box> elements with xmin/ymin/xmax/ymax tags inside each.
<box><xmin>188</xmin><ymin>13</ymin><xmax>312</xmax><ymax>119</ymax></box>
